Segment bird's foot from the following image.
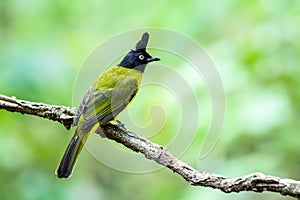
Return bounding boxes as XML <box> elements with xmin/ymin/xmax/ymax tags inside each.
<box><xmin>116</xmin><ymin>120</ymin><xmax>126</xmax><ymax>128</ymax></box>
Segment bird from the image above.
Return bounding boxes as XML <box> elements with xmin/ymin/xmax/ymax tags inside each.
<box><xmin>56</xmin><ymin>32</ymin><xmax>160</xmax><ymax>178</ymax></box>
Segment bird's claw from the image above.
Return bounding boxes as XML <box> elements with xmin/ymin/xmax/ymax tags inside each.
<box><xmin>116</xmin><ymin>120</ymin><xmax>126</xmax><ymax>128</ymax></box>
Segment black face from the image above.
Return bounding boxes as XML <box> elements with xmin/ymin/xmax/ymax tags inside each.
<box><xmin>119</xmin><ymin>49</ymin><xmax>160</xmax><ymax>72</ymax></box>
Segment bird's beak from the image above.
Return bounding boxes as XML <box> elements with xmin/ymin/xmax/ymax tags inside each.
<box><xmin>147</xmin><ymin>56</ymin><xmax>160</xmax><ymax>62</ymax></box>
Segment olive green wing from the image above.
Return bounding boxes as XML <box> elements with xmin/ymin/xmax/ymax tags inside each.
<box><xmin>81</xmin><ymin>78</ymin><xmax>139</xmax><ymax>131</ymax></box>
<box><xmin>72</xmin><ymin>87</ymin><xmax>93</xmax><ymax>127</ymax></box>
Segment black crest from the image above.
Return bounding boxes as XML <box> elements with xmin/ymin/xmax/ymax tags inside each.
<box><xmin>119</xmin><ymin>32</ymin><xmax>160</xmax><ymax>72</ymax></box>
<box><xmin>135</xmin><ymin>32</ymin><xmax>149</xmax><ymax>51</ymax></box>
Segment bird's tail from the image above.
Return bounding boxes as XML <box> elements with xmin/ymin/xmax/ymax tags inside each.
<box><xmin>56</xmin><ymin>127</ymin><xmax>87</xmax><ymax>178</ymax></box>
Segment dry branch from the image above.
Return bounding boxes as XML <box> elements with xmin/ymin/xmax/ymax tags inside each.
<box><xmin>1</xmin><ymin>94</ymin><xmax>300</xmax><ymax>198</ymax></box>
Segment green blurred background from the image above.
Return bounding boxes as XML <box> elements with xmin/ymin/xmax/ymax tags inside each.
<box><xmin>1</xmin><ymin>0</ymin><xmax>300</xmax><ymax>199</ymax></box>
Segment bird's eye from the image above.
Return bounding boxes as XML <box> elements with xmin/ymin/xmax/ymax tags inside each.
<box><xmin>139</xmin><ymin>55</ymin><xmax>145</xmax><ymax>60</ymax></box>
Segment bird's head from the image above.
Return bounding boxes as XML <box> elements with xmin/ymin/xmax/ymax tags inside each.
<box><xmin>119</xmin><ymin>32</ymin><xmax>160</xmax><ymax>72</ymax></box>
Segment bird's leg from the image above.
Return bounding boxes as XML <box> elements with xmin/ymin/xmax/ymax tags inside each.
<box><xmin>95</xmin><ymin>125</ymin><xmax>107</xmax><ymax>138</ymax></box>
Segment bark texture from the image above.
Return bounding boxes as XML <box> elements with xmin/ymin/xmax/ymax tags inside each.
<box><xmin>1</xmin><ymin>94</ymin><xmax>300</xmax><ymax>198</ymax></box>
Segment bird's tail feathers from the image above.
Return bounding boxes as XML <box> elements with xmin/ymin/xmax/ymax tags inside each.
<box><xmin>56</xmin><ymin>128</ymin><xmax>86</xmax><ymax>178</ymax></box>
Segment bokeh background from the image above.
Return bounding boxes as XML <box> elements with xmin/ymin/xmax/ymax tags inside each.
<box><xmin>1</xmin><ymin>0</ymin><xmax>300</xmax><ymax>199</ymax></box>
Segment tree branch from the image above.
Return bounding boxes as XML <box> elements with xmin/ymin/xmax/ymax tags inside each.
<box><xmin>1</xmin><ymin>94</ymin><xmax>300</xmax><ymax>198</ymax></box>
<box><xmin>0</xmin><ymin>94</ymin><xmax>75</xmax><ymax>129</ymax></box>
